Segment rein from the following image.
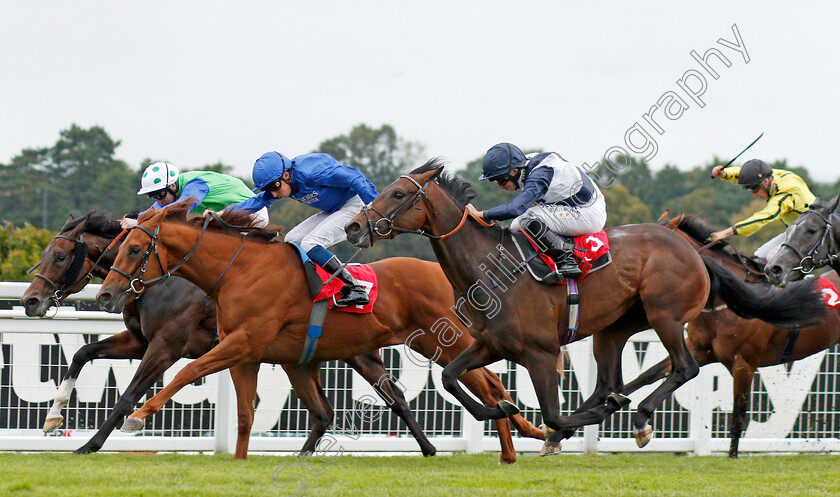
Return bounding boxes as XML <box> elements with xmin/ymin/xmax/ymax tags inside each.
<box><xmin>780</xmin><ymin>210</ymin><xmax>840</xmax><ymax>274</ymax></box>
<box><xmin>110</xmin><ymin>212</ymin><xmax>280</xmax><ymax>296</ymax></box>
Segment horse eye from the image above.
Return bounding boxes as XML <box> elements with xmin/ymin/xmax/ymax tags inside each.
<box><xmin>56</xmin><ymin>254</ymin><xmax>66</xmax><ymax>262</ymax></box>
<box><xmin>129</xmin><ymin>247</ymin><xmax>141</xmax><ymax>255</ymax></box>
<box><xmin>806</xmin><ymin>227</ymin><xmax>818</xmax><ymax>234</ymax></box>
<box><xmin>393</xmin><ymin>191</ymin><xmax>406</xmax><ymax>199</ymax></box>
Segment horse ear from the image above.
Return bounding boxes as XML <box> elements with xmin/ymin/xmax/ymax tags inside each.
<box><xmin>668</xmin><ymin>214</ymin><xmax>684</xmax><ymax>230</ymax></box>
<box><xmin>416</xmin><ymin>166</ymin><xmax>444</xmax><ymax>183</ymax></box>
<box><xmin>657</xmin><ymin>210</ymin><xmax>670</xmax><ymax>222</ymax></box>
<box><xmin>811</xmin><ymin>195</ymin><xmax>824</xmax><ymax>210</ymax></box>
<box><xmin>826</xmin><ymin>195</ymin><xmax>840</xmax><ymax>214</ymax></box>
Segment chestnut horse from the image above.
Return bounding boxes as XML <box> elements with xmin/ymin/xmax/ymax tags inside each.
<box><xmin>344</xmin><ymin>161</ymin><xmax>825</xmax><ymax>455</ymax></box>
<box><xmin>22</xmin><ymin>212</ymin><xmax>439</xmax><ymax>458</ymax></box>
<box><xmin>95</xmin><ymin>204</ymin><xmax>544</xmax><ymax>461</ymax></box>
<box><xmin>620</xmin><ymin>213</ymin><xmax>840</xmax><ymax>457</ymax></box>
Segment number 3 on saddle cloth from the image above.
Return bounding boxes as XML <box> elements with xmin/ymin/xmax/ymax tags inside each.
<box><xmin>288</xmin><ymin>243</ymin><xmax>379</xmax><ymax>363</ymax></box>
<box><xmin>511</xmin><ymin>230</ymin><xmax>611</xmax><ymax>345</ymax></box>
<box><xmin>815</xmin><ymin>276</ymin><xmax>840</xmax><ymax>309</ymax></box>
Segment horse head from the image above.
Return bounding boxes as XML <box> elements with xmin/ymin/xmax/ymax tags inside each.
<box><xmin>766</xmin><ymin>194</ymin><xmax>840</xmax><ymax>286</ymax></box>
<box><xmin>346</xmin><ymin>159</ymin><xmax>474</xmax><ymax>247</ymax></box>
<box><xmin>22</xmin><ymin>214</ymin><xmax>97</xmax><ymax>317</ymax></box>
<box><xmin>96</xmin><ymin>202</ymin><xmax>190</xmax><ymax>313</ymax></box>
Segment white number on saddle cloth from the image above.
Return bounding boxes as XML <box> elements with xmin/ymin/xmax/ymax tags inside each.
<box><xmin>822</xmin><ymin>288</ymin><xmax>840</xmax><ymax>308</ymax></box>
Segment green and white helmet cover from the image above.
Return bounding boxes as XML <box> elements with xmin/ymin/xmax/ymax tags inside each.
<box><xmin>138</xmin><ymin>162</ymin><xmax>180</xmax><ymax>195</ymax></box>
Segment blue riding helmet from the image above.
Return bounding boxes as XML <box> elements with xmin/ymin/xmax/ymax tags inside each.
<box><xmin>252</xmin><ymin>152</ymin><xmax>291</xmax><ymax>191</ymax></box>
<box><xmin>478</xmin><ymin>142</ymin><xmax>526</xmax><ymax>181</ymax></box>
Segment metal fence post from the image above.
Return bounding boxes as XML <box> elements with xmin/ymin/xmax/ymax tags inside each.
<box><xmin>214</xmin><ymin>370</ymin><xmax>237</xmax><ymax>454</ymax></box>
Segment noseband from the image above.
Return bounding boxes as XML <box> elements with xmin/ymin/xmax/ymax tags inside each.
<box><xmin>33</xmin><ymin>233</ymin><xmax>91</xmax><ymax>305</ymax></box>
<box><xmin>780</xmin><ymin>210</ymin><xmax>840</xmax><ymax>274</ymax></box>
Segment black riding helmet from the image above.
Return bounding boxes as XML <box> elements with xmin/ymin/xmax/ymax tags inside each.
<box><xmin>479</xmin><ymin>143</ymin><xmax>526</xmax><ymax>181</ymax></box>
<box><xmin>737</xmin><ymin>159</ymin><xmax>772</xmax><ymax>186</ymax></box>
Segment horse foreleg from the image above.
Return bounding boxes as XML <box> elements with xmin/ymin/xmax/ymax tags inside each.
<box><xmin>345</xmin><ymin>352</ymin><xmax>436</xmax><ymax>457</ymax></box>
<box><xmin>122</xmin><ymin>332</ymin><xmax>253</xmax><ymax>429</ymax></box>
<box><xmin>229</xmin><ymin>362</ymin><xmax>260</xmax><ymax>460</ymax></box>
<box><xmin>621</xmin><ymin>357</ymin><xmax>672</xmax><ymax>396</ymax></box>
<box><xmin>77</xmin><ymin>339</ymin><xmax>179</xmax><ymax>453</ymax></box>
<box><xmin>728</xmin><ymin>362</ymin><xmax>755</xmax><ymax>458</ymax></box>
<box><xmin>441</xmin><ymin>341</ymin><xmax>514</xmax><ymax>421</ymax></box>
<box><xmin>45</xmin><ymin>330</ymin><xmax>147</xmax><ymax>433</ymax></box>
<box><xmin>282</xmin><ymin>362</ymin><xmax>335</xmax><ymax>456</ymax></box>
<box><xmin>631</xmin><ymin>318</ymin><xmax>700</xmax><ymax>448</ymax></box>
<box><xmin>519</xmin><ymin>350</ymin><xmax>574</xmax><ymax>456</ymax></box>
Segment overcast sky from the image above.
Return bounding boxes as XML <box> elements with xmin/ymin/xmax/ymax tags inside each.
<box><xmin>2</xmin><ymin>1</ymin><xmax>839</xmax><ymax>184</ymax></box>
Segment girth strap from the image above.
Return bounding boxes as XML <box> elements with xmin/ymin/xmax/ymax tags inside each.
<box><xmin>778</xmin><ymin>326</ymin><xmax>801</xmax><ymax>363</ymax></box>
<box><xmin>564</xmin><ymin>278</ymin><xmax>580</xmax><ymax>345</ymax></box>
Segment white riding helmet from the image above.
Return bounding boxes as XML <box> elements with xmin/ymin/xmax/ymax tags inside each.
<box><xmin>137</xmin><ymin>162</ymin><xmax>179</xmax><ymax>195</ymax></box>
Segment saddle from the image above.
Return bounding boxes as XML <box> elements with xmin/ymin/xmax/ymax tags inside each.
<box><xmin>511</xmin><ymin>229</ymin><xmax>611</xmax><ymax>285</ymax></box>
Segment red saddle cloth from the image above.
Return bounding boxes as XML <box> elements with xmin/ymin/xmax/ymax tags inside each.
<box><xmin>816</xmin><ymin>277</ymin><xmax>840</xmax><ymax>309</ymax></box>
<box><xmin>523</xmin><ymin>230</ymin><xmax>610</xmax><ymax>280</ymax></box>
<box><xmin>313</xmin><ymin>264</ymin><xmax>379</xmax><ymax>313</ymax></box>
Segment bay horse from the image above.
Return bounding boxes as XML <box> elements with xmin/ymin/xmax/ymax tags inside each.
<box><xmin>21</xmin><ymin>213</ymin><xmax>498</xmax><ymax>460</ymax></box>
<box><xmin>94</xmin><ymin>204</ymin><xmax>544</xmax><ymax>462</ymax></box>
<box><xmin>620</xmin><ymin>212</ymin><xmax>840</xmax><ymax>457</ymax></box>
<box><xmin>343</xmin><ymin>160</ymin><xmax>826</xmax><ymax>455</ymax></box>
<box><xmin>766</xmin><ymin>194</ymin><xmax>840</xmax><ymax>286</ymax></box>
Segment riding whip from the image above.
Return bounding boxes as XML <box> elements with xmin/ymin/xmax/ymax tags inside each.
<box><xmin>710</xmin><ymin>132</ymin><xmax>764</xmax><ymax>178</ymax></box>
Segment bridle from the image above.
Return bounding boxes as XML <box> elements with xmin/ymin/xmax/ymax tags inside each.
<box><xmin>780</xmin><ymin>209</ymin><xmax>840</xmax><ymax>274</ymax></box>
<box><xmin>359</xmin><ymin>174</ymin><xmax>481</xmax><ymax>245</ymax></box>
<box><xmin>110</xmin><ymin>213</ymin><xmax>279</xmax><ymax>296</ymax></box>
<box><xmin>33</xmin><ymin>233</ymin><xmax>92</xmax><ymax>306</ymax></box>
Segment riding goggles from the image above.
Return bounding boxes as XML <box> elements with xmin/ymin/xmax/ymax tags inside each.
<box><xmin>147</xmin><ymin>189</ymin><xmax>168</xmax><ymax>201</ymax></box>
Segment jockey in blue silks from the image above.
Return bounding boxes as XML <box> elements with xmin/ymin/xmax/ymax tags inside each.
<box><xmin>468</xmin><ymin>142</ymin><xmax>607</xmax><ymax>278</ymax></box>
<box><xmin>231</xmin><ymin>151</ymin><xmax>378</xmax><ymax>307</ymax></box>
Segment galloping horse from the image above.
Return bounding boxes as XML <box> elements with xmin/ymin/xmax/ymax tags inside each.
<box><xmin>22</xmin><ymin>212</ymin><xmax>443</xmax><ymax>458</ymax></box>
<box><xmin>766</xmin><ymin>195</ymin><xmax>840</xmax><ymax>286</ymax></box>
<box><xmin>94</xmin><ymin>204</ymin><xmax>544</xmax><ymax>462</ymax></box>
<box><xmin>620</xmin><ymin>213</ymin><xmax>840</xmax><ymax>457</ymax></box>
<box><xmin>344</xmin><ymin>161</ymin><xmax>825</xmax><ymax>455</ymax></box>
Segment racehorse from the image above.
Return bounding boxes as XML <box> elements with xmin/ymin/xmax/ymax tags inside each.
<box><xmin>23</xmin><ymin>212</ymin><xmax>535</xmax><ymax>462</ymax></box>
<box><xmin>620</xmin><ymin>212</ymin><xmax>840</xmax><ymax>457</ymax></box>
<box><xmin>766</xmin><ymin>195</ymin><xmax>840</xmax><ymax>287</ymax></box>
<box><xmin>93</xmin><ymin>204</ymin><xmax>544</xmax><ymax>462</ymax></box>
<box><xmin>344</xmin><ymin>161</ymin><xmax>826</xmax><ymax>455</ymax></box>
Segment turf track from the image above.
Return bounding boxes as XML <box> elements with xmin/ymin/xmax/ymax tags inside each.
<box><xmin>1</xmin><ymin>452</ymin><xmax>838</xmax><ymax>497</ymax></box>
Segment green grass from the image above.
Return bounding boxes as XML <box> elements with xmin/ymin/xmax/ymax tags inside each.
<box><xmin>1</xmin><ymin>452</ymin><xmax>838</xmax><ymax>497</ymax></box>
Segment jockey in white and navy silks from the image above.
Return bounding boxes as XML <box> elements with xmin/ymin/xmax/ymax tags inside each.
<box><xmin>120</xmin><ymin>162</ymin><xmax>269</xmax><ymax>230</ymax></box>
<box><xmin>231</xmin><ymin>151</ymin><xmax>378</xmax><ymax>306</ymax></box>
<box><xmin>471</xmin><ymin>142</ymin><xmax>607</xmax><ymax>277</ymax></box>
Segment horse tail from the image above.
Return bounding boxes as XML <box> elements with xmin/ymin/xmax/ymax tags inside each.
<box><xmin>703</xmin><ymin>256</ymin><xmax>825</xmax><ymax>327</ymax></box>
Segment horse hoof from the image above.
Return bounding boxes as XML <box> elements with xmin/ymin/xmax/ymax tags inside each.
<box><xmin>42</xmin><ymin>415</ymin><xmax>64</xmax><ymax>433</ymax></box>
<box><xmin>497</xmin><ymin>400</ymin><xmax>520</xmax><ymax>417</ymax></box>
<box><xmin>539</xmin><ymin>423</ymin><xmax>556</xmax><ymax>438</ymax></box>
<box><xmin>540</xmin><ymin>440</ymin><xmax>562</xmax><ymax>456</ymax></box>
<box><xmin>422</xmin><ymin>447</ymin><xmax>437</xmax><ymax>457</ymax></box>
<box><xmin>607</xmin><ymin>393</ymin><xmax>631</xmax><ymax>410</ymax></box>
<box><xmin>634</xmin><ymin>424</ymin><xmax>654</xmax><ymax>448</ymax></box>
<box><xmin>121</xmin><ymin>417</ymin><xmax>145</xmax><ymax>433</ymax></box>
<box><xmin>499</xmin><ymin>455</ymin><xmax>517</xmax><ymax>464</ymax></box>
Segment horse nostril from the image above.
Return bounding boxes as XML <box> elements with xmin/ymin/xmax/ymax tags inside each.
<box><xmin>346</xmin><ymin>222</ymin><xmax>359</xmax><ymax>234</ymax></box>
<box><xmin>24</xmin><ymin>297</ymin><xmax>40</xmax><ymax>308</ymax></box>
<box><xmin>768</xmin><ymin>265</ymin><xmax>782</xmax><ymax>275</ymax></box>
<box><xmin>97</xmin><ymin>292</ymin><xmax>111</xmax><ymax>304</ymax></box>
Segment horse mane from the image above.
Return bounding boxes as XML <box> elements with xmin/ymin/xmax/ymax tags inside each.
<box><xmin>149</xmin><ymin>197</ymin><xmax>283</xmax><ymax>243</ymax></box>
<box><xmin>60</xmin><ymin>209</ymin><xmax>140</xmax><ymax>239</ymax></box>
<box><xmin>410</xmin><ymin>158</ymin><xmax>477</xmax><ymax>207</ymax></box>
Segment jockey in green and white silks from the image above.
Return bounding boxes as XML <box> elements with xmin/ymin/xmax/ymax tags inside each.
<box><xmin>470</xmin><ymin>142</ymin><xmax>607</xmax><ymax>278</ymax></box>
<box><xmin>121</xmin><ymin>162</ymin><xmax>269</xmax><ymax>229</ymax></box>
<box><xmin>230</xmin><ymin>152</ymin><xmax>378</xmax><ymax>307</ymax></box>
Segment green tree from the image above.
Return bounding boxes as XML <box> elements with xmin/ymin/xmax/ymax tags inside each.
<box><xmin>315</xmin><ymin>124</ymin><xmax>425</xmax><ymax>189</ymax></box>
<box><xmin>601</xmin><ymin>184</ymin><xmax>652</xmax><ymax>227</ymax></box>
<box><xmin>0</xmin><ymin>223</ymin><xmax>54</xmax><ymax>281</ymax></box>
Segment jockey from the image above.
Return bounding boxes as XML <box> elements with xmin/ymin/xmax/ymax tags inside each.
<box><xmin>121</xmin><ymin>162</ymin><xmax>269</xmax><ymax>229</ymax></box>
<box><xmin>710</xmin><ymin>159</ymin><xmax>816</xmax><ymax>263</ymax></box>
<box><xmin>230</xmin><ymin>151</ymin><xmax>378</xmax><ymax>307</ymax></box>
<box><xmin>469</xmin><ymin>142</ymin><xmax>607</xmax><ymax>278</ymax></box>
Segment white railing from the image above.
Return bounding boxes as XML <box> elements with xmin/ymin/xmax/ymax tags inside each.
<box><xmin>1</xmin><ymin>281</ymin><xmax>839</xmax><ymax>455</ymax></box>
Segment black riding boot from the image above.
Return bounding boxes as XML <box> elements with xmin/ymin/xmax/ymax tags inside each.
<box><xmin>535</xmin><ymin>229</ymin><xmax>583</xmax><ymax>279</ymax></box>
<box><xmin>322</xmin><ymin>256</ymin><xmax>370</xmax><ymax>307</ymax></box>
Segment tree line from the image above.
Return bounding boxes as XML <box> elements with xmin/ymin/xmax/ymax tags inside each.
<box><xmin>1</xmin><ymin>123</ymin><xmax>838</xmax><ymax>280</ymax></box>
